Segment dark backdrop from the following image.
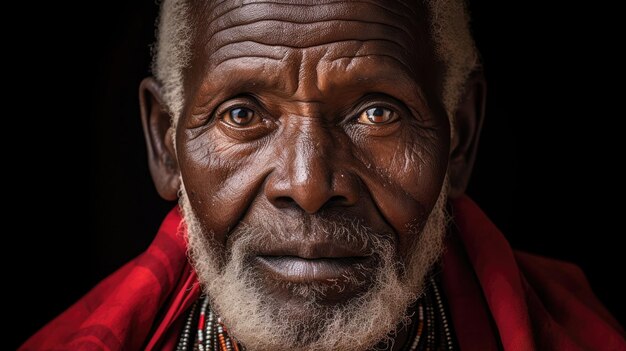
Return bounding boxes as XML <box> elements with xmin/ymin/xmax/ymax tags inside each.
<box><xmin>9</xmin><ymin>1</ymin><xmax>624</xmax><ymax>348</ymax></box>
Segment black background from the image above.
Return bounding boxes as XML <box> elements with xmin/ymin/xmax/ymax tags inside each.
<box><xmin>9</xmin><ymin>1</ymin><xmax>624</xmax><ymax>348</ymax></box>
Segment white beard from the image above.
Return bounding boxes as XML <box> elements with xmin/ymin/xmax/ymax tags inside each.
<box><xmin>181</xmin><ymin>182</ymin><xmax>449</xmax><ymax>351</ymax></box>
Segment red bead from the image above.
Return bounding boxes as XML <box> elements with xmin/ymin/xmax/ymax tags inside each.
<box><xmin>198</xmin><ymin>314</ymin><xmax>205</xmax><ymax>330</ymax></box>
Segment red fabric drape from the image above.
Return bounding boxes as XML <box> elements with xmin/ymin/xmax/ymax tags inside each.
<box><xmin>20</xmin><ymin>209</ymin><xmax>201</xmax><ymax>350</ymax></box>
<box><xmin>446</xmin><ymin>196</ymin><xmax>625</xmax><ymax>350</ymax></box>
<box><xmin>21</xmin><ymin>197</ymin><xmax>626</xmax><ymax>350</ymax></box>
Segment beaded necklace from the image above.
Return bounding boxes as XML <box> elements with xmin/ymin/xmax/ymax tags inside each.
<box><xmin>176</xmin><ymin>277</ymin><xmax>454</xmax><ymax>351</ymax></box>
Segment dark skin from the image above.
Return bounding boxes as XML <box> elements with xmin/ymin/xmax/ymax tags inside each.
<box><xmin>140</xmin><ymin>0</ymin><xmax>485</xmax><ymax>349</ymax></box>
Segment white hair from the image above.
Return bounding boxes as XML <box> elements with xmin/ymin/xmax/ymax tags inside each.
<box><xmin>152</xmin><ymin>0</ymin><xmax>479</xmax><ymax>128</ymax></box>
<box><xmin>152</xmin><ymin>0</ymin><xmax>192</xmax><ymax>124</ymax></box>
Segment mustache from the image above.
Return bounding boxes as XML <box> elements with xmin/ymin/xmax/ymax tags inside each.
<box><xmin>224</xmin><ymin>213</ymin><xmax>395</xmax><ymax>259</ymax></box>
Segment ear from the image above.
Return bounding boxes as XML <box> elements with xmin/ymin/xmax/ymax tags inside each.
<box><xmin>448</xmin><ymin>69</ymin><xmax>487</xmax><ymax>198</ymax></box>
<box><xmin>139</xmin><ymin>77</ymin><xmax>180</xmax><ymax>200</ymax></box>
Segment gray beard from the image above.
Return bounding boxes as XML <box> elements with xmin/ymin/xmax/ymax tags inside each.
<box><xmin>181</xmin><ymin>183</ymin><xmax>449</xmax><ymax>351</ymax></box>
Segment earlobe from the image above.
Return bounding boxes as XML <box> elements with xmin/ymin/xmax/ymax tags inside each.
<box><xmin>448</xmin><ymin>69</ymin><xmax>487</xmax><ymax>198</ymax></box>
<box><xmin>139</xmin><ymin>77</ymin><xmax>181</xmax><ymax>201</ymax></box>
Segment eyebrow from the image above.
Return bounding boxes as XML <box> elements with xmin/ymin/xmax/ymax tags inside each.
<box><xmin>196</xmin><ymin>54</ymin><xmax>428</xmax><ymax>114</ymax></box>
<box><xmin>330</xmin><ymin>53</ymin><xmax>415</xmax><ymax>77</ymax></box>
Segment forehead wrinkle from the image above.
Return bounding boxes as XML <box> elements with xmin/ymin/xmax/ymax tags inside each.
<box><xmin>208</xmin><ymin>19</ymin><xmax>415</xmax><ymax>48</ymax></box>
<box><xmin>200</xmin><ymin>39</ymin><xmax>417</xmax><ymax>102</ymax></box>
<box><xmin>203</xmin><ymin>2</ymin><xmax>418</xmax><ymax>45</ymax></box>
<box><xmin>205</xmin><ymin>0</ymin><xmax>419</xmax><ymax>25</ymax></box>
<box><xmin>326</xmin><ymin>40</ymin><xmax>418</xmax><ymax>76</ymax></box>
<box><xmin>317</xmin><ymin>55</ymin><xmax>429</xmax><ymax>110</ymax></box>
<box><xmin>208</xmin><ymin>41</ymin><xmax>288</xmax><ymax>70</ymax></box>
<box><xmin>199</xmin><ymin>38</ymin><xmax>428</xmax><ymax>108</ymax></box>
<box><xmin>194</xmin><ymin>53</ymin><xmax>300</xmax><ymax>104</ymax></box>
<box><xmin>209</xmin><ymin>28</ymin><xmax>410</xmax><ymax>60</ymax></box>
<box><xmin>208</xmin><ymin>37</ymin><xmax>414</xmax><ymax>67</ymax></box>
<box><xmin>206</xmin><ymin>1</ymin><xmax>417</xmax><ymax>21</ymax></box>
<box><xmin>293</xmin><ymin>49</ymin><xmax>322</xmax><ymax>102</ymax></box>
<box><xmin>195</xmin><ymin>0</ymin><xmax>425</xmax><ymax>57</ymax></box>
<box><xmin>212</xmin><ymin>54</ymin><xmax>283</xmax><ymax>70</ymax></box>
<box><xmin>331</xmin><ymin>53</ymin><xmax>415</xmax><ymax>77</ymax></box>
<box><xmin>206</xmin><ymin>20</ymin><xmax>413</xmax><ymax>56</ymax></box>
<box><xmin>187</xmin><ymin>0</ymin><xmax>435</xmax><ymax>113</ymax></box>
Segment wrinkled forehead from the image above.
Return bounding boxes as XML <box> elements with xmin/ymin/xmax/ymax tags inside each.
<box><xmin>193</xmin><ymin>2</ymin><xmax>434</xmax><ymax>63</ymax></box>
<box><xmin>183</xmin><ymin>0</ymin><xmax>441</xmax><ymax>102</ymax></box>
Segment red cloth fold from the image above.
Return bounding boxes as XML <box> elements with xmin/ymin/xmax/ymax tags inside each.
<box><xmin>446</xmin><ymin>196</ymin><xmax>625</xmax><ymax>351</ymax></box>
<box><xmin>20</xmin><ymin>208</ymin><xmax>201</xmax><ymax>351</ymax></box>
<box><xmin>21</xmin><ymin>197</ymin><xmax>625</xmax><ymax>350</ymax></box>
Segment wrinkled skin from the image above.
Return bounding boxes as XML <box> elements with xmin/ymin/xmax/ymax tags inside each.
<box><xmin>140</xmin><ymin>0</ymin><xmax>485</xmax><ymax>349</ymax></box>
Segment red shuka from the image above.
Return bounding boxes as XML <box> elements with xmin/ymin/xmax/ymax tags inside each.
<box><xmin>21</xmin><ymin>197</ymin><xmax>626</xmax><ymax>350</ymax></box>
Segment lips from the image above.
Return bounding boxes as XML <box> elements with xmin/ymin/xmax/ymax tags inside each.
<box><xmin>253</xmin><ymin>241</ymin><xmax>373</xmax><ymax>283</ymax></box>
<box><xmin>256</xmin><ymin>255</ymin><xmax>371</xmax><ymax>282</ymax></box>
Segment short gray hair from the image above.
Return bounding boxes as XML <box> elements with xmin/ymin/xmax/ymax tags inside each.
<box><xmin>152</xmin><ymin>0</ymin><xmax>478</xmax><ymax>127</ymax></box>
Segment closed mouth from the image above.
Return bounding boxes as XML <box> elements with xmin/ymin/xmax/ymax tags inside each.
<box><xmin>254</xmin><ymin>255</ymin><xmax>373</xmax><ymax>283</ymax></box>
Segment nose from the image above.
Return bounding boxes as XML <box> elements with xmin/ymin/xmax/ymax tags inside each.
<box><xmin>265</xmin><ymin>122</ymin><xmax>359</xmax><ymax>214</ymax></box>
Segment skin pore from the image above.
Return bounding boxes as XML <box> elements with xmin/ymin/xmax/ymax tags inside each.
<box><xmin>140</xmin><ymin>1</ymin><xmax>485</xmax><ymax>350</ymax></box>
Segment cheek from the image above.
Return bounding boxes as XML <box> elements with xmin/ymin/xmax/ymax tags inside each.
<box><xmin>390</xmin><ymin>130</ymin><xmax>449</xmax><ymax>201</ymax></box>
<box><xmin>353</xmin><ymin>124</ymin><xmax>449</xmax><ymax>253</ymax></box>
<box><xmin>178</xmin><ymin>129</ymin><xmax>272</xmax><ymax>244</ymax></box>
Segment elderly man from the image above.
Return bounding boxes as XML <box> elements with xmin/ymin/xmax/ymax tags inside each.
<box><xmin>22</xmin><ymin>0</ymin><xmax>625</xmax><ymax>350</ymax></box>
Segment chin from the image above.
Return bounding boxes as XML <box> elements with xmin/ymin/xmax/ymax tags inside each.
<box><xmin>180</xmin><ymin>183</ymin><xmax>449</xmax><ymax>351</ymax></box>
<box><xmin>187</xmin><ymin>227</ymin><xmax>427</xmax><ymax>351</ymax></box>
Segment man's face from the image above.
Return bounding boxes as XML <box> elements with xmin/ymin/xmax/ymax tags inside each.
<box><xmin>176</xmin><ymin>1</ymin><xmax>450</xmax><ymax>349</ymax></box>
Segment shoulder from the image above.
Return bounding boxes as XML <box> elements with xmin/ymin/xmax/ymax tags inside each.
<box><xmin>514</xmin><ymin>251</ymin><xmax>590</xmax><ymax>294</ymax></box>
<box><xmin>514</xmin><ymin>250</ymin><xmax>625</xmax><ymax>344</ymax></box>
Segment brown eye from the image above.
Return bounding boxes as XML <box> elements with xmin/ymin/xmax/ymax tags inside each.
<box><xmin>358</xmin><ymin>107</ymin><xmax>397</xmax><ymax>125</ymax></box>
<box><xmin>224</xmin><ymin>107</ymin><xmax>257</xmax><ymax>126</ymax></box>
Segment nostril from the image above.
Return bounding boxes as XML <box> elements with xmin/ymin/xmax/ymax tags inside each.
<box><xmin>274</xmin><ymin>196</ymin><xmax>296</xmax><ymax>208</ymax></box>
<box><xmin>327</xmin><ymin>195</ymin><xmax>349</xmax><ymax>207</ymax></box>
<box><xmin>271</xmin><ymin>195</ymin><xmax>350</xmax><ymax>211</ymax></box>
